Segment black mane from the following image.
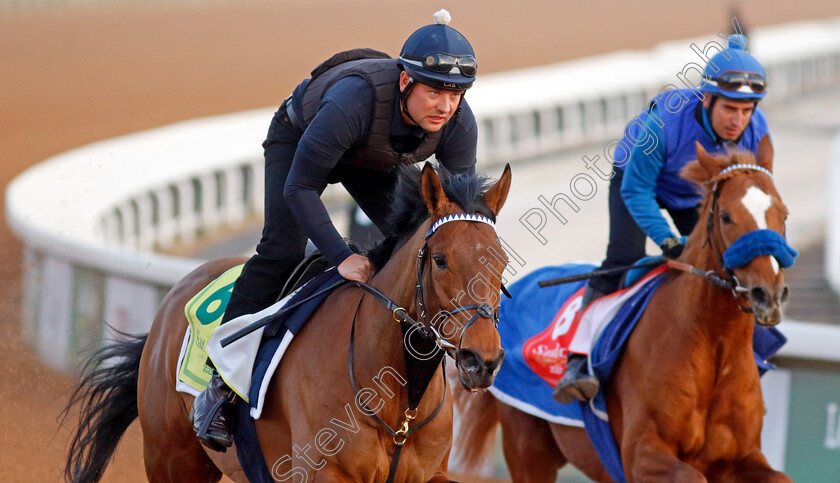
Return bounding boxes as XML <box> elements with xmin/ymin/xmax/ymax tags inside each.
<box><xmin>367</xmin><ymin>165</ymin><xmax>496</xmax><ymax>270</ymax></box>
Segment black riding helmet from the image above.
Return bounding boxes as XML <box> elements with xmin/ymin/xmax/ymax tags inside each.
<box><xmin>397</xmin><ymin>9</ymin><xmax>477</xmax><ymax>92</ymax></box>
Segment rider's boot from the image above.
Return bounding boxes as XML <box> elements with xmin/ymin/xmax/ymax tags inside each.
<box><xmin>553</xmin><ymin>284</ymin><xmax>606</xmax><ymax>404</ymax></box>
<box><xmin>190</xmin><ymin>369</ymin><xmax>236</xmax><ymax>452</ymax></box>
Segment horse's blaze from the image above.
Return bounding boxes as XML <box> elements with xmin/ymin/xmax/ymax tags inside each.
<box><xmin>735</xmin><ymin>184</ymin><xmax>788</xmax><ymax>325</ymax></box>
<box><xmin>740</xmin><ymin>185</ymin><xmax>779</xmax><ymax>275</ymax></box>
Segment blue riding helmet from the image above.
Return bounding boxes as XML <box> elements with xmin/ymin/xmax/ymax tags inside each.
<box><xmin>398</xmin><ymin>9</ymin><xmax>477</xmax><ymax>91</ymax></box>
<box><xmin>702</xmin><ymin>34</ymin><xmax>767</xmax><ymax>101</ymax></box>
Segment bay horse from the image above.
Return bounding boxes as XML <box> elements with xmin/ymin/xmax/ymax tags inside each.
<box><xmin>455</xmin><ymin>137</ymin><xmax>794</xmax><ymax>482</ymax></box>
<box><xmin>63</xmin><ymin>163</ymin><xmax>511</xmax><ymax>482</ymax></box>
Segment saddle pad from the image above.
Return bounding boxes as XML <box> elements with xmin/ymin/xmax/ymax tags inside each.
<box><xmin>489</xmin><ymin>263</ymin><xmax>593</xmax><ymax>426</ymax></box>
<box><xmin>205</xmin><ymin>268</ymin><xmax>345</xmax><ymax>417</ymax></box>
<box><xmin>490</xmin><ymin>263</ymin><xmax>666</xmax><ymax>426</ymax></box>
<box><xmin>176</xmin><ymin>264</ymin><xmax>243</xmax><ymax>395</ymax></box>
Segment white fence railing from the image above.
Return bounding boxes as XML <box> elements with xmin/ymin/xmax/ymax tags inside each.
<box><xmin>7</xmin><ymin>18</ymin><xmax>840</xmax><ymax>370</ymax></box>
<box><xmin>829</xmin><ymin>131</ymin><xmax>840</xmax><ymax>294</ymax></box>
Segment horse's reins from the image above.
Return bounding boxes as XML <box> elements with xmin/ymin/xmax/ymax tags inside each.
<box><xmin>536</xmin><ymin>164</ymin><xmax>781</xmax><ymax>313</ymax></box>
<box><xmin>347</xmin><ymin>213</ymin><xmax>502</xmax><ymax>483</ymax></box>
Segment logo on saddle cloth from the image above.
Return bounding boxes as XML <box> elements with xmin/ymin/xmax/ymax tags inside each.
<box><xmin>522</xmin><ymin>286</ymin><xmax>585</xmax><ymax>386</ymax></box>
<box><xmin>178</xmin><ymin>264</ymin><xmax>244</xmax><ymax>393</ymax></box>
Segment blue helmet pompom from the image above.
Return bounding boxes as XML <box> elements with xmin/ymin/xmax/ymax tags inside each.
<box><xmin>728</xmin><ymin>34</ymin><xmax>748</xmax><ymax>50</ymax></box>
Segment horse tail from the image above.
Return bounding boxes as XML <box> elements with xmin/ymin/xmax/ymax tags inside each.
<box><xmin>451</xmin><ymin>384</ymin><xmax>500</xmax><ymax>473</ymax></box>
<box><xmin>61</xmin><ymin>331</ymin><xmax>147</xmax><ymax>483</ymax></box>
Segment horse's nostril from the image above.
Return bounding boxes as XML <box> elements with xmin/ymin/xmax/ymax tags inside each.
<box><xmin>456</xmin><ymin>349</ymin><xmax>481</xmax><ymax>372</ymax></box>
<box><xmin>750</xmin><ymin>287</ymin><xmax>768</xmax><ymax>306</ymax></box>
<box><xmin>487</xmin><ymin>350</ymin><xmax>506</xmax><ymax>374</ymax></box>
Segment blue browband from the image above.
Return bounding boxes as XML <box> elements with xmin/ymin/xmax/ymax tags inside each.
<box><xmin>426</xmin><ymin>214</ymin><xmax>495</xmax><ymax>239</ymax></box>
<box><xmin>723</xmin><ymin>229</ymin><xmax>798</xmax><ymax>270</ymax></box>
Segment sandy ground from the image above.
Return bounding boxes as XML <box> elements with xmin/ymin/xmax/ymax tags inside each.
<box><xmin>2</xmin><ymin>1</ymin><xmax>840</xmax><ymax>481</ymax></box>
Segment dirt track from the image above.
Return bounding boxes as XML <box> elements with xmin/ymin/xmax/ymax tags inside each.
<box><xmin>2</xmin><ymin>1</ymin><xmax>840</xmax><ymax>481</ymax></box>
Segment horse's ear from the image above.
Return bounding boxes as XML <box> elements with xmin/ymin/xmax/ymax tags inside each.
<box><xmin>695</xmin><ymin>141</ymin><xmax>726</xmax><ymax>178</ymax></box>
<box><xmin>695</xmin><ymin>141</ymin><xmax>712</xmax><ymax>171</ymax></box>
<box><xmin>420</xmin><ymin>162</ymin><xmax>449</xmax><ymax>215</ymax></box>
<box><xmin>681</xmin><ymin>141</ymin><xmax>725</xmax><ymax>185</ymax></box>
<box><xmin>756</xmin><ymin>134</ymin><xmax>774</xmax><ymax>173</ymax></box>
<box><xmin>482</xmin><ymin>163</ymin><xmax>512</xmax><ymax>216</ymax></box>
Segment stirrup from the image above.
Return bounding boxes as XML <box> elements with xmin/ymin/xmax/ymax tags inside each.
<box><xmin>553</xmin><ymin>375</ymin><xmax>600</xmax><ymax>404</ymax></box>
<box><xmin>190</xmin><ymin>373</ymin><xmax>235</xmax><ymax>452</ymax></box>
<box><xmin>190</xmin><ymin>397</ymin><xmax>234</xmax><ymax>452</ymax></box>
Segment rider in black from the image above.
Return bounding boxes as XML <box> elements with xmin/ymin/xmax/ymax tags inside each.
<box><xmin>190</xmin><ymin>9</ymin><xmax>480</xmax><ymax>452</ymax></box>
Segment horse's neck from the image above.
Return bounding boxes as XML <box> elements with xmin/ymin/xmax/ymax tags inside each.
<box><xmin>370</xmin><ymin>221</ymin><xmax>430</xmax><ymax>317</ymax></box>
<box><xmin>353</xmin><ymin>222</ymin><xmax>433</xmax><ymax>398</ymax></box>
<box><xmin>674</xmin><ymin>237</ymin><xmax>755</xmax><ymax>344</ymax></box>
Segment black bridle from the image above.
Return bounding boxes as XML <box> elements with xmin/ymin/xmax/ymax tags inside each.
<box><xmin>348</xmin><ymin>213</ymin><xmax>503</xmax><ymax>483</ymax></box>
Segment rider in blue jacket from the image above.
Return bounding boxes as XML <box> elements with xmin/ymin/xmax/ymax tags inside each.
<box><xmin>554</xmin><ymin>35</ymin><xmax>771</xmax><ymax>404</ymax></box>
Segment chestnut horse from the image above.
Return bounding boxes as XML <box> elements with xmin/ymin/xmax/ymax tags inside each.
<box><xmin>64</xmin><ymin>163</ymin><xmax>511</xmax><ymax>482</ymax></box>
<box><xmin>455</xmin><ymin>138</ymin><xmax>793</xmax><ymax>482</ymax></box>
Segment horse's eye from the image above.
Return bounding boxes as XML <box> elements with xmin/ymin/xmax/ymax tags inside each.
<box><xmin>433</xmin><ymin>254</ymin><xmax>448</xmax><ymax>269</ymax></box>
<box><xmin>720</xmin><ymin>212</ymin><xmax>733</xmax><ymax>225</ymax></box>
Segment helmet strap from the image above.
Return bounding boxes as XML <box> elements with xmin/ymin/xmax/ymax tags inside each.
<box><xmin>453</xmin><ymin>94</ymin><xmax>463</xmax><ymax>120</ymax></box>
<box><xmin>400</xmin><ymin>76</ymin><xmax>424</xmax><ymax>127</ymax></box>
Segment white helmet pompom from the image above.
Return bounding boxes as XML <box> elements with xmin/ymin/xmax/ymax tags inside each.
<box><xmin>433</xmin><ymin>9</ymin><xmax>451</xmax><ymax>26</ymax></box>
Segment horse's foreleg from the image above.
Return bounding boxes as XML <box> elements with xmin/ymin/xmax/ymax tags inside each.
<box><xmin>427</xmin><ymin>472</ymin><xmax>455</xmax><ymax>483</ymax></box>
<box><xmin>497</xmin><ymin>403</ymin><xmax>564</xmax><ymax>482</ymax></box>
<box><xmin>427</xmin><ymin>446</ymin><xmax>455</xmax><ymax>482</ymax></box>
<box><xmin>549</xmin><ymin>424</ymin><xmax>612</xmax><ymax>483</ymax></box>
<box><xmin>624</xmin><ymin>433</ymin><xmax>707</xmax><ymax>483</ymax></box>
<box><xmin>312</xmin><ymin>465</ymin><xmax>351</xmax><ymax>482</ymax></box>
<box><xmin>709</xmin><ymin>451</ymin><xmax>792</xmax><ymax>483</ymax></box>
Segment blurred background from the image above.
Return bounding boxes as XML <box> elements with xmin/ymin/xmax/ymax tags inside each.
<box><xmin>3</xmin><ymin>1</ymin><xmax>840</xmax><ymax>481</ymax></box>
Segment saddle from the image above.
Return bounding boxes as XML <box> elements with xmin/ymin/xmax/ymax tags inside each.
<box><xmin>278</xmin><ymin>240</ymin><xmax>365</xmax><ymax>300</ymax></box>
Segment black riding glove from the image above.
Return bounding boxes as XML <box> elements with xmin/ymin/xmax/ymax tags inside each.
<box><xmin>660</xmin><ymin>237</ymin><xmax>685</xmax><ymax>259</ymax></box>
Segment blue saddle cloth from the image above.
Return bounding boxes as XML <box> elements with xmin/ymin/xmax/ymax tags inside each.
<box><xmin>492</xmin><ymin>263</ymin><xmax>787</xmax><ymax>483</ymax></box>
<box><xmin>232</xmin><ymin>269</ymin><xmax>345</xmax><ymax>483</ymax></box>
<box><xmin>490</xmin><ymin>263</ymin><xmax>592</xmax><ymax>424</ymax></box>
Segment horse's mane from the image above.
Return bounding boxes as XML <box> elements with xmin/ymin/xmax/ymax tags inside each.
<box><xmin>680</xmin><ymin>147</ymin><xmax>759</xmax><ymax>191</ymax></box>
<box><xmin>367</xmin><ymin>165</ymin><xmax>496</xmax><ymax>270</ymax></box>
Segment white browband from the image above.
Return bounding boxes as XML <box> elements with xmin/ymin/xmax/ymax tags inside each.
<box><xmin>426</xmin><ymin>214</ymin><xmax>495</xmax><ymax>238</ymax></box>
<box><xmin>718</xmin><ymin>163</ymin><xmax>773</xmax><ymax>180</ymax></box>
